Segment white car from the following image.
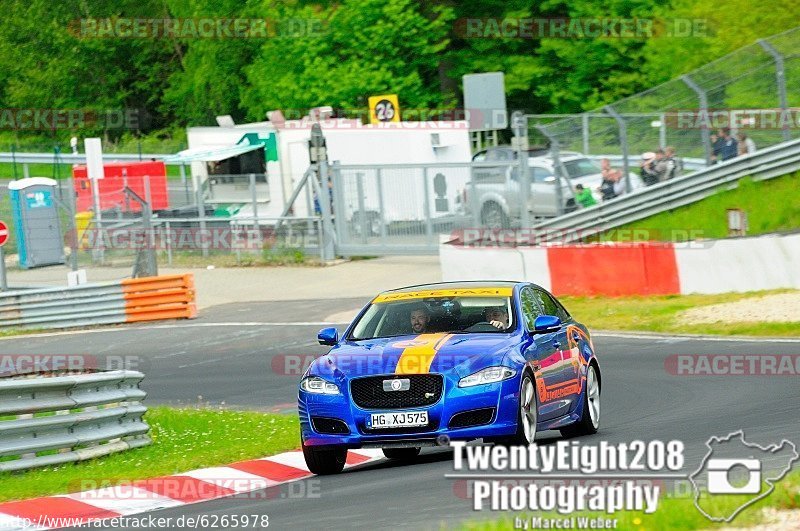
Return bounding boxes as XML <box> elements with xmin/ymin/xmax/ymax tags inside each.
<box><xmin>460</xmin><ymin>147</ymin><xmax>643</xmax><ymax>228</ymax></box>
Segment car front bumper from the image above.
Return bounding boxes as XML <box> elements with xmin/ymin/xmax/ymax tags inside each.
<box><xmin>299</xmin><ymin>373</ymin><xmax>521</xmax><ymax>448</ymax></box>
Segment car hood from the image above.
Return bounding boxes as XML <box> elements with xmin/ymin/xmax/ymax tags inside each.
<box><xmin>307</xmin><ymin>332</ymin><xmax>518</xmax><ymax>380</ymax></box>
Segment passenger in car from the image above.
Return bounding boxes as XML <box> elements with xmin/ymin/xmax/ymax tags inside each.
<box><xmin>485</xmin><ymin>306</ymin><xmax>510</xmax><ymax>330</ymax></box>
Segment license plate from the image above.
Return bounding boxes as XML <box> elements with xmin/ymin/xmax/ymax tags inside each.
<box><xmin>369</xmin><ymin>411</ymin><xmax>428</xmax><ymax>429</ymax></box>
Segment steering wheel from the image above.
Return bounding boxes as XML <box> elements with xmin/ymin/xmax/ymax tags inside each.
<box><xmin>464</xmin><ymin>321</ymin><xmax>502</xmax><ymax>333</ymax></box>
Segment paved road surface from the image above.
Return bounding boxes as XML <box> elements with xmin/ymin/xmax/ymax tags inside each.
<box><xmin>3</xmin><ymin>300</ymin><xmax>797</xmax><ymax>529</ymax></box>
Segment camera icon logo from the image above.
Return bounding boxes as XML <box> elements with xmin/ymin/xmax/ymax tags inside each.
<box><xmin>689</xmin><ymin>431</ymin><xmax>799</xmax><ymax>522</ymax></box>
<box><xmin>706</xmin><ymin>458</ymin><xmax>761</xmax><ymax>494</ymax></box>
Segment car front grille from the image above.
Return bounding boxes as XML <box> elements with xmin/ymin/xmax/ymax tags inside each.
<box><xmin>350</xmin><ymin>374</ymin><xmax>444</xmax><ymax>409</ymax></box>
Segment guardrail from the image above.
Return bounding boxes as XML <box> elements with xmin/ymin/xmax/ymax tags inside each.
<box><xmin>0</xmin><ymin>274</ymin><xmax>197</xmax><ymax>330</ymax></box>
<box><xmin>0</xmin><ymin>152</ymin><xmax>175</xmax><ymax>165</ymax></box>
<box><xmin>0</xmin><ymin>370</ymin><xmax>150</xmax><ymax>472</ymax></box>
<box><xmin>532</xmin><ymin>138</ymin><xmax>800</xmax><ymax>241</ymax></box>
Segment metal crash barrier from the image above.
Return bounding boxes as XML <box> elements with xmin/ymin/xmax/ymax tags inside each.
<box><xmin>0</xmin><ymin>274</ymin><xmax>197</xmax><ymax>330</ymax></box>
<box><xmin>0</xmin><ymin>370</ymin><xmax>150</xmax><ymax>472</ymax></box>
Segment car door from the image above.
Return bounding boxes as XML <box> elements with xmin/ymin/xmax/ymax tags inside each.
<box><xmin>519</xmin><ymin>286</ymin><xmax>562</xmax><ymax>421</ymax></box>
<box><xmin>529</xmin><ymin>166</ymin><xmax>557</xmax><ymax>217</ymax></box>
<box><xmin>533</xmin><ymin>288</ymin><xmax>582</xmax><ymax>416</ymax></box>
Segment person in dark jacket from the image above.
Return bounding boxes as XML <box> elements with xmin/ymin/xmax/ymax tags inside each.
<box><xmin>717</xmin><ymin>128</ymin><xmax>738</xmax><ymax>161</ymax></box>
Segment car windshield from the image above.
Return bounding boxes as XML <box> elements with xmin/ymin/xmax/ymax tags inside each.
<box><xmin>563</xmin><ymin>158</ymin><xmax>602</xmax><ymax>179</ymax></box>
<box><xmin>349</xmin><ymin>294</ymin><xmax>514</xmax><ymax>340</ymax></box>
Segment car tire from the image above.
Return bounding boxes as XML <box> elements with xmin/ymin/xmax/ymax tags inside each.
<box><xmin>302</xmin><ymin>442</ymin><xmax>347</xmax><ymax>475</ymax></box>
<box><xmin>560</xmin><ymin>363</ymin><xmax>600</xmax><ymax>438</ymax></box>
<box><xmin>564</xmin><ymin>198</ymin><xmax>577</xmax><ymax>213</ymax></box>
<box><xmin>481</xmin><ymin>202</ymin><xmax>509</xmax><ymax>230</ymax></box>
<box><xmin>497</xmin><ymin>371</ymin><xmax>537</xmax><ymax>446</ymax></box>
<box><xmin>382</xmin><ymin>447</ymin><xmax>421</xmax><ymax>460</ymax></box>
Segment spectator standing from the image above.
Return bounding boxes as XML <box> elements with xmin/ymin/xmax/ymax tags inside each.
<box><xmin>653</xmin><ymin>149</ymin><xmax>669</xmax><ymax>182</ymax></box>
<box><xmin>717</xmin><ymin>128</ymin><xmax>738</xmax><ymax>161</ymax></box>
<box><xmin>611</xmin><ymin>169</ymin><xmax>626</xmax><ymax>197</ymax></box>
<box><xmin>640</xmin><ymin>152</ymin><xmax>659</xmax><ymax>186</ymax></box>
<box><xmin>599</xmin><ymin>170</ymin><xmax>617</xmax><ymax>200</ymax></box>
<box><xmin>664</xmin><ymin>146</ymin><xmax>680</xmax><ymax>179</ymax></box>
<box><xmin>737</xmin><ymin>133</ymin><xmax>756</xmax><ymax>155</ymax></box>
<box><xmin>710</xmin><ymin>133</ymin><xmax>721</xmax><ymax>164</ymax></box>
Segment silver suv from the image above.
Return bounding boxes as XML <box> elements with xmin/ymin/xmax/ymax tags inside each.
<box><xmin>458</xmin><ymin>147</ymin><xmax>642</xmax><ymax>228</ymax></box>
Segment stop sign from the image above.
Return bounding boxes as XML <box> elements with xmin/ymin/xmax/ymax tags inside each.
<box><xmin>0</xmin><ymin>220</ymin><xmax>8</xmax><ymax>247</ymax></box>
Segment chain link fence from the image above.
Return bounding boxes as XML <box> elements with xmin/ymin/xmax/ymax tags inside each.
<box><xmin>531</xmin><ymin>27</ymin><xmax>800</xmax><ymax>165</ymax></box>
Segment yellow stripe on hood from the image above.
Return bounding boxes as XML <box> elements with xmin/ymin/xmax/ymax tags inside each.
<box><xmin>394</xmin><ymin>333</ymin><xmax>453</xmax><ymax>374</ymax></box>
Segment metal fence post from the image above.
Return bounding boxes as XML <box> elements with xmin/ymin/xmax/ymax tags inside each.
<box><xmin>317</xmin><ymin>159</ymin><xmax>335</xmax><ymax>260</ymax></box>
<box><xmin>0</xmin><ymin>247</ymin><xmax>7</xmax><ymax>291</ymax></box>
<box><xmin>66</xmin><ymin>178</ymin><xmax>78</xmax><ymax>272</ymax></box>
<box><xmin>582</xmin><ymin>114</ymin><xmax>590</xmax><ymax>155</ymax></box>
<box><xmin>603</xmin><ymin>105</ymin><xmax>632</xmax><ymax>193</ymax></box>
<box><xmin>512</xmin><ymin>111</ymin><xmax>531</xmax><ymax>229</ymax></box>
<box><xmin>143</xmin><ymin>176</ymin><xmax>157</xmax><ymax>276</ymax></box>
<box><xmin>535</xmin><ymin>125</ymin><xmax>565</xmax><ymax>216</ymax></box>
<box><xmin>422</xmin><ymin>168</ymin><xmax>433</xmax><ymax>242</ymax></box>
<box><xmin>195</xmin><ymin>183</ymin><xmax>208</xmax><ymax>258</ymax></box>
<box><xmin>330</xmin><ymin>162</ymin><xmax>346</xmax><ymax>247</ymax></box>
<box><xmin>249</xmin><ymin>173</ymin><xmax>259</xmax><ymax>237</ymax></box>
<box><xmin>758</xmin><ymin>39</ymin><xmax>791</xmax><ymax>142</ymax></box>
<box><xmin>681</xmin><ymin>74</ymin><xmax>712</xmax><ymax>165</ymax></box>
<box><xmin>355</xmin><ymin>172</ymin><xmax>367</xmax><ymax>245</ymax></box>
<box><xmin>659</xmin><ymin>112</ymin><xmax>667</xmax><ymax>149</ymax></box>
<box><xmin>376</xmin><ymin>168</ymin><xmax>387</xmax><ymax>242</ymax></box>
<box><xmin>165</xmin><ymin>220</ymin><xmax>172</xmax><ymax>266</ymax></box>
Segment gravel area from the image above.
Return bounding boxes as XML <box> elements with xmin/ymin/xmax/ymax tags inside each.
<box><xmin>715</xmin><ymin>507</ymin><xmax>800</xmax><ymax>530</ymax></box>
<box><xmin>679</xmin><ymin>292</ymin><xmax>800</xmax><ymax>324</ymax></box>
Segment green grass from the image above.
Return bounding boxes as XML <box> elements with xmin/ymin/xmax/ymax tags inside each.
<box><xmin>0</xmin><ymin>406</ymin><xmax>300</xmax><ymax>502</ymax></box>
<box><xmin>607</xmin><ymin>172</ymin><xmax>800</xmax><ymax>241</ymax></box>
<box><xmin>463</xmin><ymin>470</ymin><xmax>800</xmax><ymax>530</ymax></box>
<box><xmin>561</xmin><ymin>290</ymin><xmax>800</xmax><ymax>337</ymax></box>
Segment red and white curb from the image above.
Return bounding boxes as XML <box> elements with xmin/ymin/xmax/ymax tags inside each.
<box><xmin>0</xmin><ymin>449</ymin><xmax>384</xmax><ymax>530</ymax></box>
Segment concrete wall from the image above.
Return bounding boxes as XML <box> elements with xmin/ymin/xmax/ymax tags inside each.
<box><xmin>440</xmin><ymin>232</ymin><xmax>800</xmax><ymax>295</ymax></box>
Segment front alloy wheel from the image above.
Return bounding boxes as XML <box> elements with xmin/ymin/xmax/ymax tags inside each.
<box><xmin>560</xmin><ymin>364</ymin><xmax>600</xmax><ymax>438</ymax></box>
<box><xmin>498</xmin><ymin>372</ymin><xmax>537</xmax><ymax>446</ymax></box>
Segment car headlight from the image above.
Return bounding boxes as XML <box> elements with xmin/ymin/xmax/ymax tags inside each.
<box><xmin>458</xmin><ymin>366</ymin><xmax>517</xmax><ymax>388</ymax></box>
<box><xmin>300</xmin><ymin>376</ymin><xmax>340</xmax><ymax>395</ymax></box>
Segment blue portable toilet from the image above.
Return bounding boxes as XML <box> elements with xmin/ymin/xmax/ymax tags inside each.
<box><xmin>8</xmin><ymin>178</ymin><xmax>65</xmax><ymax>268</ymax></box>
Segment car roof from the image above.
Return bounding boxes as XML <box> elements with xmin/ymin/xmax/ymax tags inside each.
<box><xmin>382</xmin><ymin>281</ymin><xmax>524</xmax><ymax>294</ymax></box>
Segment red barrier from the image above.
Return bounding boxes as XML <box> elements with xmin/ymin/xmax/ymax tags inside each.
<box><xmin>547</xmin><ymin>243</ymin><xmax>680</xmax><ymax>296</ymax></box>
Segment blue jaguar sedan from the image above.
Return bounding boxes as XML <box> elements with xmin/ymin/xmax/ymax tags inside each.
<box><xmin>298</xmin><ymin>281</ymin><xmax>601</xmax><ymax>474</ymax></box>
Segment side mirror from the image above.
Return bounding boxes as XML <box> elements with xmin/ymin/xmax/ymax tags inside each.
<box><xmin>533</xmin><ymin>315</ymin><xmax>561</xmax><ymax>333</ymax></box>
<box><xmin>317</xmin><ymin>327</ymin><xmax>338</xmax><ymax>346</ymax></box>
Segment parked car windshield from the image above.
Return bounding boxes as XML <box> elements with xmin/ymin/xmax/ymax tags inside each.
<box><xmin>349</xmin><ymin>295</ymin><xmax>514</xmax><ymax>340</ymax></box>
<box><xmin>563</xmin><ymin>158</ymin><xmax>602</xmax><ymax>179</ymax></box>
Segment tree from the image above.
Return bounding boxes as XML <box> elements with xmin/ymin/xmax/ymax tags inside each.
<box><xmin>241</xmin><ymin>0</ymin><xmax>454</xmax><ymax>120</ymax></box>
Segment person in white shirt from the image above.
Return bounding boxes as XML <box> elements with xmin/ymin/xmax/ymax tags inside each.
<box><xmin>737</xmin><ymin>133</ymin><xmax>757</xmax><ymax>155</ymax></box>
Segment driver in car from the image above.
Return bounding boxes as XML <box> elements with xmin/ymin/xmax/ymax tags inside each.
<box><xmin>410</xmin><ymin>306</ymin><xmax>431</xmax><ymax>334</ymax></box>
<box><xmin>485</xmin><ymin>306</ymin><xmax>509</xmax><ymax>330</ymax></box>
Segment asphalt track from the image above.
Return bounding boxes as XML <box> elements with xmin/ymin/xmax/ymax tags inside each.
<box><xmin>2</xmin><ymin>298</ymin><xmax>799</xmax><ymax>529</ymax></box>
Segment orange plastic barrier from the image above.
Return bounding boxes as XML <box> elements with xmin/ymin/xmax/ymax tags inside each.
<box><xmin>121</xmin><ymin>274</ymin><xmax>197</xmax><ymax>322</ymax></box>
<box><xmin>546</xmin><ymin>243</ymin><xmax>680</xmax><ymax>297</ymax></box>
